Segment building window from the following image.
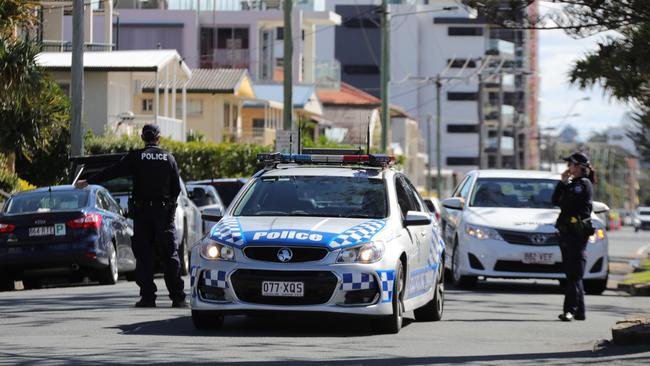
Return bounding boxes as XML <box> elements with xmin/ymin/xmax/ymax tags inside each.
<box><xmin>448</xmin><ymin>27</ymin><xmax>483</xmax><ymax>36</ymax></box>
<box><xmin>175</xmin><ymin>99</ymin><xmax>202</xmax><ymax>118</ymax></box>
<box><xmin>275</xmin><ymin>58</ymin><xmax>284</xmax><ymax>67</ymax></box>
<box><xmin>141</xmin><ymin>98</ymin><xmax>153</xmax><ymax>112</ymax></box>
<box><xmin>343</xmin><ymin>64</ymin><xmax>380</xmax><ymax>74</ymax></box>
<box><xmin>276</xmin><ymin>27</ymin><xmax>283</xmax><ymax>40</ymax></box>
<box><xmin>447</xmin><ymin>157</ymin><xmax>479</xmax><ymax>166</ymax></box>
<box><xmin>447</xmin><ymin>92</ymin><xmax>478</xmax><ymax>101</ymax></box>
<box><xmin>252</xmin><ymin>119</ymin><xmax>265</xmax><ymax>137</ymax></box>
<box><xmin>447</xmin><ymin>59</ymin><xmax>476</xmax><ymax>68</ymax></box>
<box><xmin>224</xmin><ymin>102</ymin><xmax>231</xmax><ymax>129</ymax></box>
<box><xmin>344</xmin><ymin>17</ymin><xmax>380</xmax><ymax>28</ymax></box>
<box><xmin>447</xmin><ymin>124</ymin><xmax>479</xmax><ymax>133</ymax></box>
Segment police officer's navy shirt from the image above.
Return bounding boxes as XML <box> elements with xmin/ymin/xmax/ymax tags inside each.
<box><xmin>87</xmin><ymin>144</ymin><xmax>181</xmax><ymax>202</ymax></box>
<box><xmin>552</xmin><ymin>177</ymin><xmax>593</xmax><ymax>222</ymax></box>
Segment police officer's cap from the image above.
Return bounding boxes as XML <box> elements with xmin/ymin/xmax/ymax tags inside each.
<box><xmin>562</xmin><ymin>151</ymin><xmax>590</xmax><ymax>167</ymax></box>
<box><xmin>142</xmin><ymin>124</ymin><xmax>161</xmax><ymax>140</ymax></box>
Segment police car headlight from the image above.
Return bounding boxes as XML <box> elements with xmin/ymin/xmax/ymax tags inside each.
<box><xmin>465</xmin><ymin>224</ymin><xmax>503</xmax><ymax>241</ymax></box>
<box><xmin>200</xmin><ymin>240</ymin><xmax>235</xmax><ymax>261</ymax></box>
<box><xmin>336</xmin><ymin>241</ymin><xmax>385</xmax><ymax>264</ymax></box>
<box><xmin>589</xmin><ymin>228</ymin><xmax>606</xmax><ymax>244</ymax></box>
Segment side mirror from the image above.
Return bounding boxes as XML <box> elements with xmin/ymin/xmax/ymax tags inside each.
<box><xmin>593</xmin><ymin>201</ymin><xmax>610</xmax><ymax>214</ymax></box>
<box><xmin>404</xmin><ymin>211</ymin><xmax>432</xmax><ymax>227</ymax></box>
<box><xmin>201</xmin><ymin>207</ymin><xmax>224</xmax><ymax>223</ymax></box>
<box><xmin>442</xmin><ymin>197</ymin><xmax>464</xmax><ymax>210</ymax></box>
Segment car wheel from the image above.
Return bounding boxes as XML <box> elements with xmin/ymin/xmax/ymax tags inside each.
<box><xmin>99</xmin><ymin>243</ymin><xmax>119</xmax><ymax>285</ymax></box>
<box><xmin>377</xmin><ymin>261</ymin><xmax>404</xmax><ymax>334</ymax></box>
<box><xmin>451</xmin><ymin>241</ymin><xmax>477</xmax><ymax>289</ymax></box>
<box><xmin>192</xmin><ymin>310</ymin><xmax>224</xmax><ymax>330</ymax></box>
<box><xmin>180</xmin><ymin>232</ymin><xmax>189</xmax><ymax>276</ymax></box>
<box><xmin>584</xmin><ymin>277</ymin><xmax>608</xmax><ymax>295</ymax></box>
<box><xmin>22</xmin><ymin>278</ymin><xmax>42</xmax><ymax>290</ymax></box>
<box><xmin>414</xmin><ymin>261</ymin><xmax>444</xmax><ymax>322</ymax></box>
<box><xmin>125</xmin><ymin>271</ymin><xmax>136</xmax><ymax>282</ymax></box>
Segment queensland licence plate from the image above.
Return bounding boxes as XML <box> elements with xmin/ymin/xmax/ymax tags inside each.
<box><xmin>523</xmin><ymin>252</ymin><xmax>555</xmax><ymax>265</ymax></box>
<box><xmin>28</xmin><ymin>226</ymin><xmax>55</xmax><ymax>237</ymax></box>
<box><xmin>261</xmin><ymin>281</ymin><xmax>305</xmax><ymax>297</ymax></box>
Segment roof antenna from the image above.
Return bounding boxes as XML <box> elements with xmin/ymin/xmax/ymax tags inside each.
<box><xmin>366</xmin><ymin>115</ymin><xmax>371</xmax><ymax>155</ymax></box>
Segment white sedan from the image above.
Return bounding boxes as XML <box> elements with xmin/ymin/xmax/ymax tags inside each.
<box><xmin>440</xmin><ymin>170</ymin><xmax>609</xmax><ymax>294</ymax></box>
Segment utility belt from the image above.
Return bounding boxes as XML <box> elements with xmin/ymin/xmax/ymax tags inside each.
<box><xmin>555</xmin><ymin>215</ymin><xmax>595</xmax><ymax>237</ymax></box>
<box><xmin>129</xmin><ymin>197</ymin><xmax>177</xmax><ymax>210</ymax></box>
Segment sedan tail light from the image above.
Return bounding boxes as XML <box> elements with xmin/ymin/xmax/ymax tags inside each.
<box><xmin>0</xmin><ymin>223</ymin><xmax>15</xmax><ymax>233</ymax></box>
<box><xmin>67</xmin><ymin>213</ymin><xmax>102</xmax><ymax>230</ymax></box>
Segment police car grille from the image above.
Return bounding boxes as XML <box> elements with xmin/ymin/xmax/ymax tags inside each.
<box><xmin>231</xmin><ymin>269</ymin><xmax>337</xmax><ymax>305</ymax></box>
<box><xmin>497</xmin><ymin>230</ymin><xmax>559</xmax><ymax>246</ymax></box>
<box><xmin>243</xmin><ymin>246</ymin><xmax>329</xmax><ymax>263</ymax></box>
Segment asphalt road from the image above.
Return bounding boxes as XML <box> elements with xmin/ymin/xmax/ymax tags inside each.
<box><xmin>1</xmin><ymin>229</ymin><xmax>649</xmax><ymax>366</ymax></box>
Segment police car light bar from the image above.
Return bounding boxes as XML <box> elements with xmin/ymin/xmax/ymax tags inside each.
<box><xmin>257</xmin><ymin>153</ymin><xmax>395</xmax><ymax>167</ymax></box>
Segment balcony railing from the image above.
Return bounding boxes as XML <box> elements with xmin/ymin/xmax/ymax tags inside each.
<box><xmin>484</xmin><ymin>105</ymin><xmax>515</xmax><ymax>124</ymax></box>
<box><xmin>168</xmin><ymin>0</ymin><xmax>323</xmax><ymax>11</ymax></box>
<box><xmin>200</xmin><ymin>49</ymin><xmax>250</xmax><ymax>69</ymax></box>
<box><xmin>41</xmin><ymin>40</ymin><xmax>115</xmax><ymax>52</ymax></box>
<box><xmin>115</xmin><ymin>115</ymin><xmax>185</xmax><ymax>141</ymax></box>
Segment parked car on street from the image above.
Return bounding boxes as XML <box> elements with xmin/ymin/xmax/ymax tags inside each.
<box><xmin>0</xmin><ymin>185</ymin><xmax>135</xmax><ymax>290</ymax></box>
<box><xmin>191</xmin><ymin>152</ymin><xmax>445</xmax><ymax>333</ymax></box>
<box><xmin>440</xmin><ymin>170</ymin><xmax>609</xmax><ymax>294</ymax></box>
<box><xmin>423</xmin><ymin>197</ymin><xmax>442</xmax><ymax>225</ymax></box>
<box><xmin>187</xmin><ymin>178</ymin><xmax>248</xmax><ymax>209</ymax></box>
<box><xmin>70</xmin><ymin>154</ymin><xmax>203</xmax><ymax>275</ymax></box>
<box><xmin>186</xmin><ymin>183</ymin><xmax>226</xmax><ymax>234</ymax></box>
<box><xmin>634</xmin><ymin>207</ymin><xmax>650</xmax><ymax>232</ymax></box>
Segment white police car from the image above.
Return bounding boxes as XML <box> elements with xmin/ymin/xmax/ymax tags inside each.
<box><xmin>190</xmin><ymin>152</ymin><xmax>445</xmax><ymax>333</ymax></box>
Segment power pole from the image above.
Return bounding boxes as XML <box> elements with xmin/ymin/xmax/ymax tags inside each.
<box><xmin>496</xmin><ymin>73</ymin><xmax>504</xmax><ymax>168</ymax></box>
<box><xmin>477</xmin><ymin>73</ymin><xmax>485</xmax><ymax>169</ymax></box>
<box><xmin>71</xmin><ymin>0</ymin><xmax>84</xmax><ymax>156</ymax></box>
<box><xmin>380</xmin><ymin>0</ymin><xmax>390</xmax><ymax>152</ymax></box>
<box><xmin>426</xmin><ymin>114</ymin><xmax>432</xmax><ymax>196</ymax></box>
<box><xmin>435</xmin><ymin>75</ymin><xmax>442</xmax><ymax>199</ymax></box>
<box><xmin>283</xmin><ymin>0</ymin><xmax>293</xmax><ymax>130</ymax></box>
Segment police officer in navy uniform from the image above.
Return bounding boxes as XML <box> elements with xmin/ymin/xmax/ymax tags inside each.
<box><xmin>552</xmin><ymin>152</ymin><xmax>596</xmax><ymax>321</ymax></box>
<box><xmin>75</xmin><ymin>124</ymin><xmax>186</xmax><ymax>308</ymax></box>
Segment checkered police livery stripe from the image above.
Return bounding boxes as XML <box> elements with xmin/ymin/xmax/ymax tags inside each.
<box><xmin>202</xmin><ymin>270</ymin><xmax>229</xmax><ymax>288</ymax></box>
<box><xmin>328</xmin><ymin>220</ymin><xmax>386</xmax><ymax>249</ymax></box>
<box><xmin>210</xmin><ymin>217</ymin><xmax>245</xmax><ymax>246</ymax></box>
<box><xmin>377</xmin><ymin>270</ymin><xmax>395</xmax><ymax>303</ymax></box>
<box><xmin>190</xmin><ymin>265</ymin><xmax>199</xmax><ymax>287</ymax></box>
<box><xmin>340</xmin><ymin>273</ymin><xmax>377</xmax><ymax>291</ymax></box>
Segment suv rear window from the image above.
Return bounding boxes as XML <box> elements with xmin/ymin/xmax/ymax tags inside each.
<box><xmin>4</xmin><ymin>190</ymin><xmax>89</xmax><ymax>214</ymax></box>
<box><xmin>233</xmin><ymin>176</ymin><xmax>388</xmax><ymax>219</ymax></box>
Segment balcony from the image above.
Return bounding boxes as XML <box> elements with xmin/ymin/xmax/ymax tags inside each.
<box><xmin>486</xmin><ymin>136</ymin><xmax>514</xmax><ymax>155</ymax></box>
<box><xmin>169</xmin><ymin>0</ymin><xmax>324</xmax><ymax>11</ymax></box>
<box><xmin>238</xmin><ymin>127</ymin><xmax>277</xmax><ymax>145</ymax></box>
<box><xmin>115</xmin><ymin>115</ymin><xmax>185</xmax><ymax>142</ymax></box>
<box><xmin>200</xmin><ymin>49</ymin><xmax>250</xmax><ymax>69</ymax></box>
<box><xmin>41</xmin><ymin>40</ymin><xmax>115</xmax><ymax>52</ymax></box>
<box><xmin>484</xmin><ymin>105</ymin><xmax>515</xmax><ymax>125</ymax></box>
<box><xmin>486</xmin><ymin>39</ymin><xmax>515</xmax><ymax>58</ymax></box>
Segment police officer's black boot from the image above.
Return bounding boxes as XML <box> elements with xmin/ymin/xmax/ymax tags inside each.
<box><xmin>172</xmin><ymin>298</ymin><xmax>188</xmax><ymax>308</ymax></box>
<box><xmin>135</xmin><ymin>298</ymin><xmax>156</xmax><ymax>308</ymax></box>
<box><xmin>558</xmin><ymin>312</ymin><xmax>574</xmax><ymax>321</ymax></box>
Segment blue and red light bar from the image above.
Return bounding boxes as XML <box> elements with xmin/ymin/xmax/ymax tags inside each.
<box><xmin>257</xmin><ymin>153</ymin><xmax>395</xmax><ymax>167</ymax></box>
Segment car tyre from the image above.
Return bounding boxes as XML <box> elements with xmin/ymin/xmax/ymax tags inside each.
<box><xmin>377</xmin><ymin>261</ymin><xmax>404</xmax><ymax>334</ymax></box>
<box><xmin>125</xmin><ymin>271</ymin><xmax>136</xmax><ymax>282</ymax></box>
<box><xmin>451</xmin><ymin>242</ymin><xmax>477</xmax><ymax>289</ymax></box>
<box><xmin>414</xmin><ymin>262</ymin><xmax>444</xmax><ymax>322</ymax></box>
<box><xmin>192</xmin><ymin>310</ymin><xmax>224</xmax><ymax>330</ymax></box>
<box><xmin>99</xmin><ymin>243</ymin><xmax>119</xmax><ymax>285</ymax></box>
<box><xmin>22</xmin><ymin>278</ymin><xmax>42</xmax><ymax>290</ymax></box>
<box><xmin>584</xmin><ymin>277</ymin><xmax>608</xmax><ymax>295</ymax></box>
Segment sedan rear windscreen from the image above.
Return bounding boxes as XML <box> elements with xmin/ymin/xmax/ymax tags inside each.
<box><xmin>4</xmin><ymin>191</ymin><xmax>89</xmax><ymax>214</ymax></box>
<box><xmin>469</xmin><ymin>178</ymin><xmax>558</xmax><ymax>209</ymax></box>
<box><xmin>233</xmin><ymin>176</ymin><xmax>388</xmax><ymax>219</ymax></box>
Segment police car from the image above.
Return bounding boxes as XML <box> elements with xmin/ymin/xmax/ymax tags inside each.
<box><xmin>190</xmin><ymin>151</ymin><xmax>445</xmax><ymax>333</ymax></box>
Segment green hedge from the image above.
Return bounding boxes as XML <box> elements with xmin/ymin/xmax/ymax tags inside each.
<box><xmin>86</xmin><ymin>135</ymin><xmax>272</xmax><ymax>181</ymax></box>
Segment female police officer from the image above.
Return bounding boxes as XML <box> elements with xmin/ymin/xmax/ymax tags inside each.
<box><xmin>552</xmin><ymin>152</ymin><xmax>597</xmax><ymax>321</ymax></box>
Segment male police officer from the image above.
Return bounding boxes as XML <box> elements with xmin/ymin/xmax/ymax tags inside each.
<box><xmin>75</xmin><ymin>124</ymin><xmax>186</xmax><ymax>308</ymax></box>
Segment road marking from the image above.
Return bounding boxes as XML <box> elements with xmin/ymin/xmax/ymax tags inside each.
<box><xmin>636</xmin><ymin>244</ymin><xmax>650</xmax><ymax>256</ymax></box>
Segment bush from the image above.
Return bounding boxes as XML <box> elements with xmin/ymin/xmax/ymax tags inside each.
<box><xmin>86</xmin><ymin>135</ymin><xmax>272</xmax><ymax>181</ymax></box>
<box><xmin>0</xmin><ymin>154</ymin><xmax>19</xmax><ymax>194</ymax></box>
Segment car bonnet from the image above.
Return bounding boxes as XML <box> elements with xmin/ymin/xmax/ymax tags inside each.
<box><xmin>207</xmin><ymin>216</ymin><xmax>390</xmax><ymax>250</ymax></box>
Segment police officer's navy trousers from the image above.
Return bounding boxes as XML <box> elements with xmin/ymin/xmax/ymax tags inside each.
<box><xmin>132</xmin><ymin>205</ymin><xmax>185</xmax><ymax>302</ymax></box>
<box><xmin>559</xmin><ymin>233</ymin><xmax>587</xmax><ymax>317</ymax></box>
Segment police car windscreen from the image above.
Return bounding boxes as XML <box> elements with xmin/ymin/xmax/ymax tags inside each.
<box><xmin>4</xmin><ymin>190</ymin><xmax>89</xmax><ymax>214</ymax></box>
<box><xmin>469</xmin><ymin>178</ymin><xmax>558</xmax><ymax>209</ymax></box>
<box><xmin>233</xmin><ymin>176</ymin><xmax>388</xmax><ymax>218</ymax></box>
